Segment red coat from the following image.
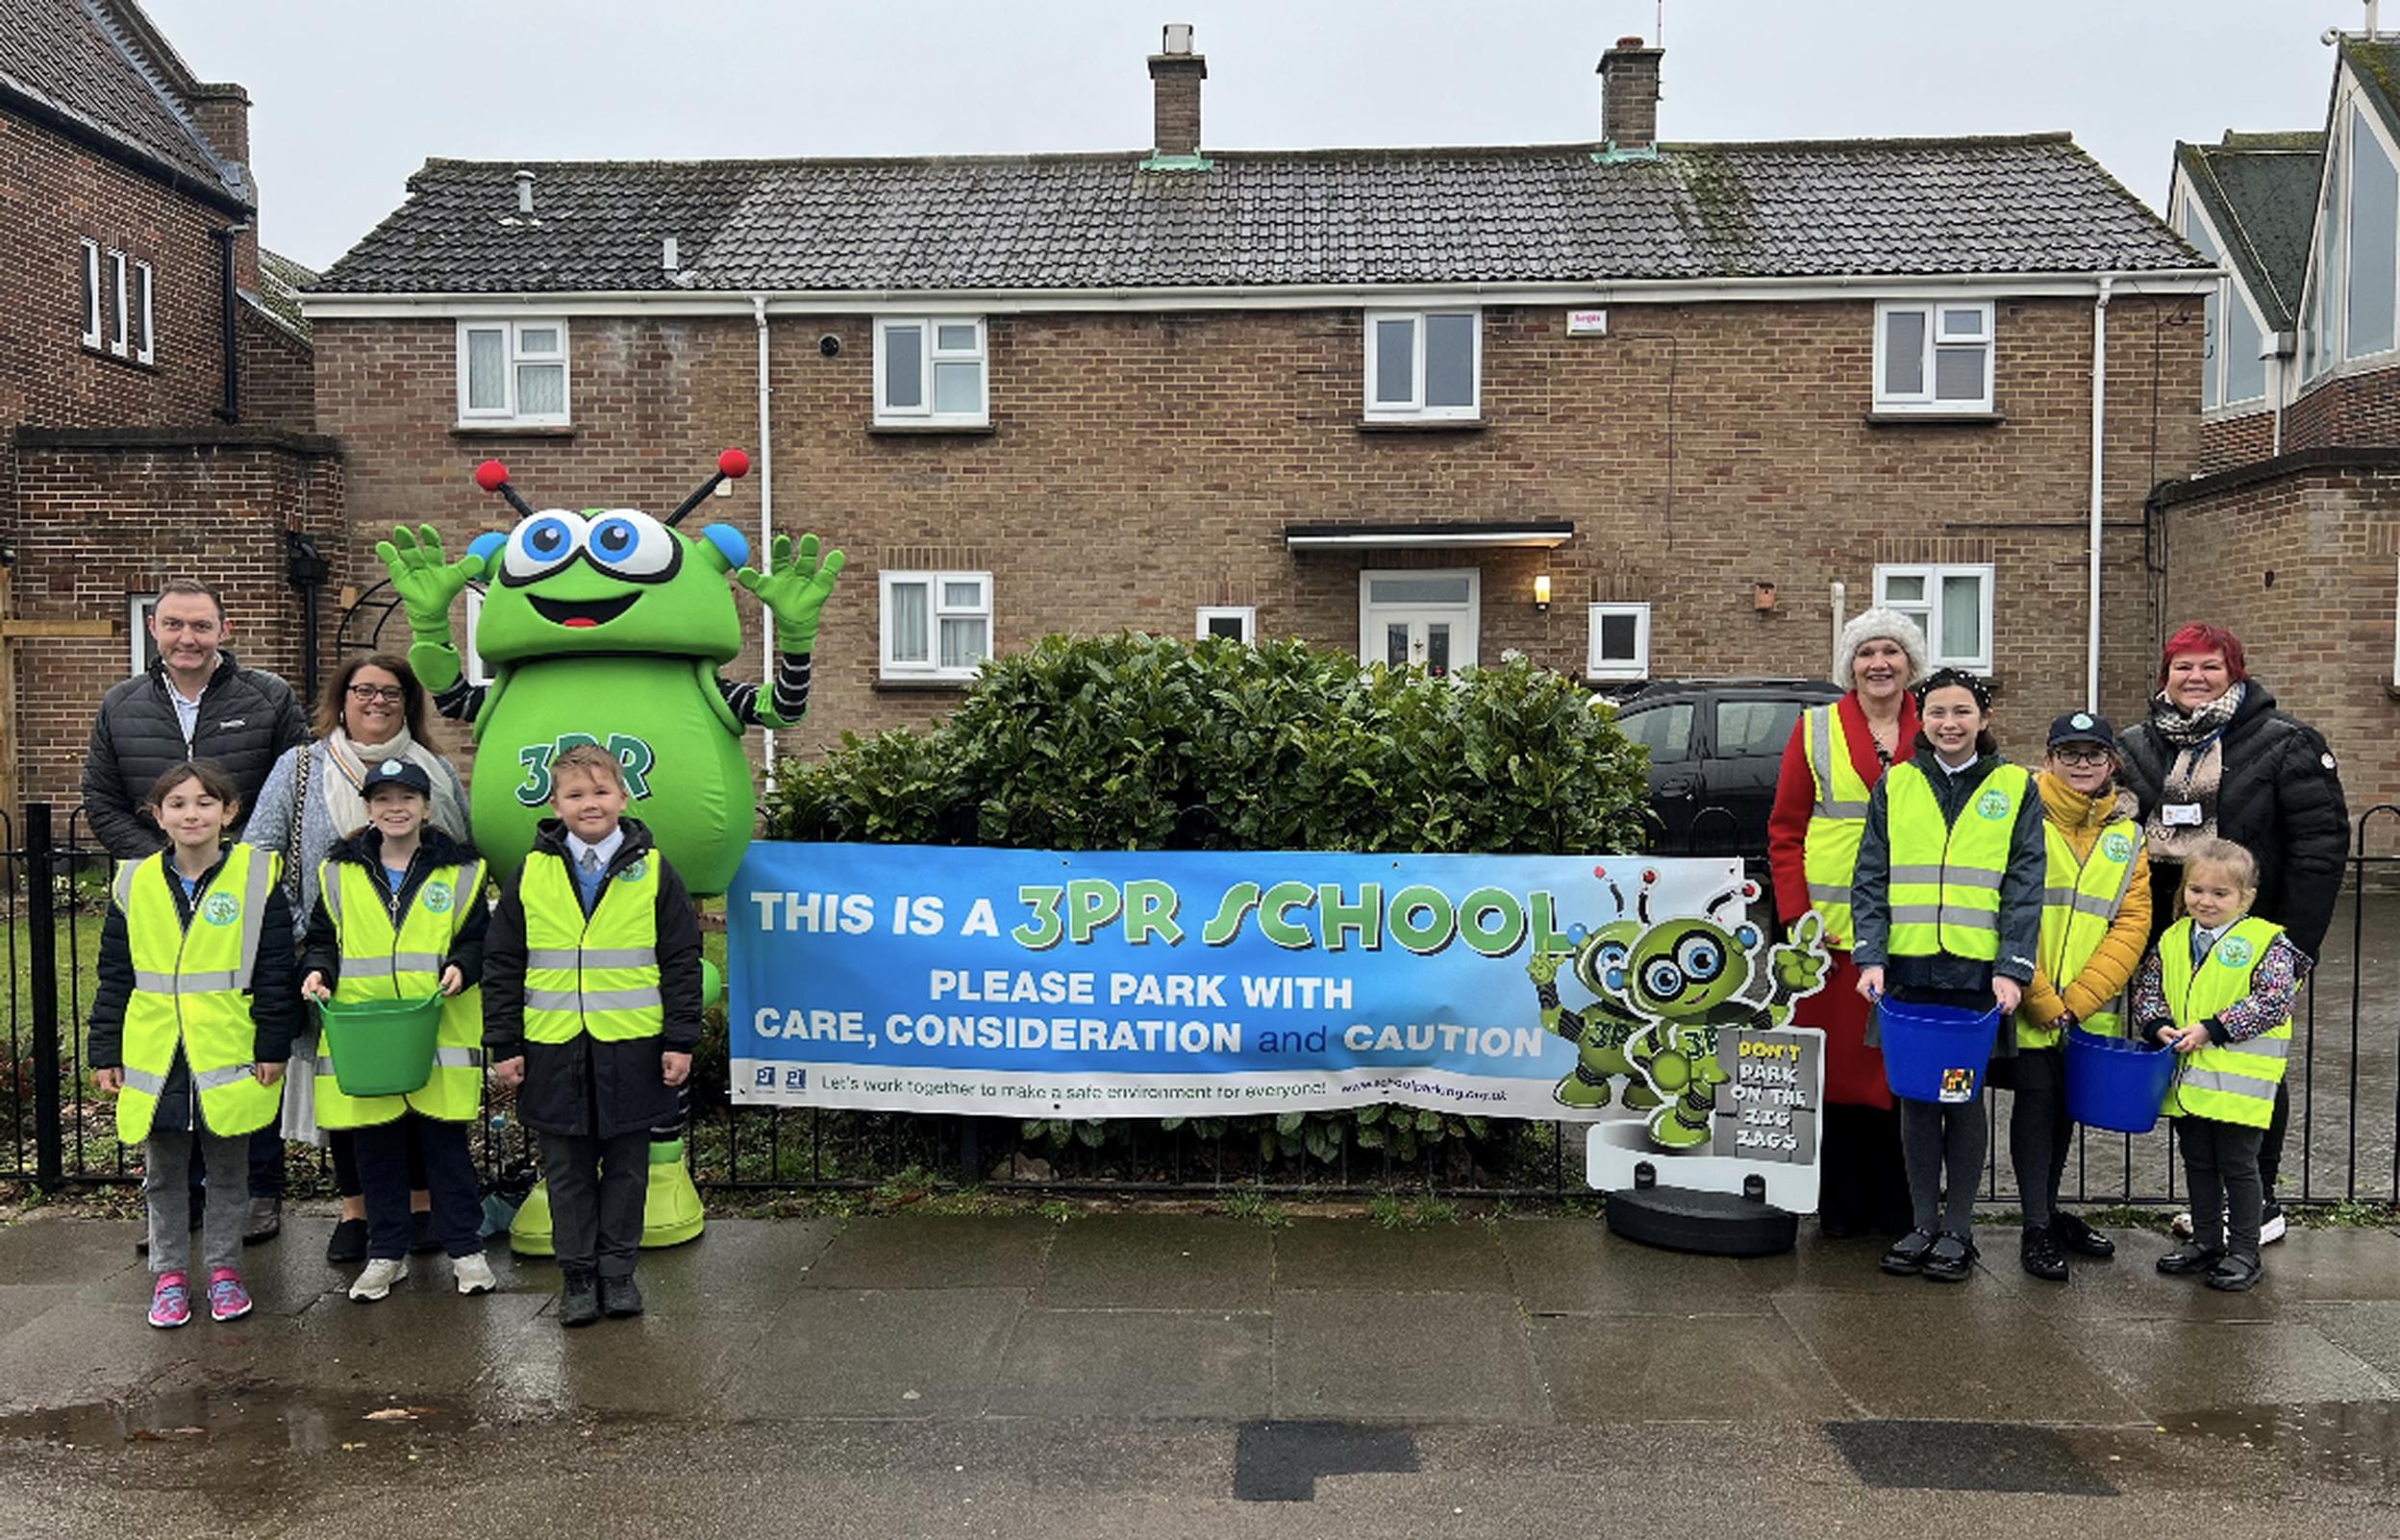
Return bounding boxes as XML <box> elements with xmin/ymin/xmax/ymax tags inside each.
<box><xmin>1767</xmin><ymin>691</ymin><xmax>1919</xmax><ymax>1108</ymax></box>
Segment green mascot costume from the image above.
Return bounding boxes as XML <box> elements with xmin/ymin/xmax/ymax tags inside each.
<box><xmin>379</xmin><ymin>449</ymin><xmax>841</xmax><ymax>1251</ymax></box>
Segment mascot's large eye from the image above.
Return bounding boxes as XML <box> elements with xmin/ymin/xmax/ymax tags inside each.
<box><xmin>1676</xmin><ymin>935</ymin><xmax>1725</xmax><ymax>982</ymax></box>
<box><xmin>1641</xmin><ymin>958</ymin><xmax>1686</xmax><ymax>1002</ymax></box>
<box><xmin>584</xmin><ymin>509</ymin><xmax>678</xmax><ymax>581</ymax></box>
<box><xmin>502</xmin><ymin>511</ymin><xmax>587</xmax><ymax>583</ymax></box>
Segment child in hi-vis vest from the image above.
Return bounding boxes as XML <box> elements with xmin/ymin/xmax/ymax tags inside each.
<box><xmin>299</xmin><ymin>757</ymin><xmax>494</xmax><ymax>1303</ymax></box>
<box><xmin>2132</xmin><ymin>836</ymin><xmax>2303</xmax><ymax>1292</ymax></box>
<box><xmin>89</xmin><ymin>760</ymin><xmax>298</xmax><ymax>1329</ymax></box>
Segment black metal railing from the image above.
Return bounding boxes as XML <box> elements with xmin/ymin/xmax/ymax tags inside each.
<box><xmin>7</xmin><ymin>801</ymin><xmax>2397</xmax><ymax>1206</ymax></box>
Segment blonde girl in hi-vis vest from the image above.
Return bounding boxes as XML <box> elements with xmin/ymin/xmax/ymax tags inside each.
<box><xmin>88</xmin><ymin>760</ymin><xmax>301</xmax><ymax>1329</ymax></box>
<box><xmin>2132</xmin><ymin>837</ymin><xmax>2304</xmax><ymax>1293</ymax></box>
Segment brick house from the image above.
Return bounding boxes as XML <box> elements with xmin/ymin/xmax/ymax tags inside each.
<box><xmin>0</xmin><ymin>0</ymin><xmax>337</xmax><ymax>815</ymax></box>
<box><xmin>303</xmin><ymin>30</ymin><xmax>2211</xmax><ymax>795</ymax></box>
<box><xmin>2159</xmin><ymin>31</ymin><xmax>2400</xmax><ymax>812</ymax></box>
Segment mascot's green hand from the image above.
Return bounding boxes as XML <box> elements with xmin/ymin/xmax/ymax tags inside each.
<box><xmin>737</xmin><ymin>533</ymin><xmax>846</xmax><ymax>655</ymax></box>
<box><xmin>1773</xmin><ymin>911</ymin><xmax>1832</xmax><ymax>997</ymax></box>
<box><xmin>377</xmin><ymin>525</ymin><xmax>481</xmax><ymax>641</ymax></box>
<box><xmin>1526</xmin><ymin>946</ymin><xmax>1568</xmax><ymax>986</ymax></box>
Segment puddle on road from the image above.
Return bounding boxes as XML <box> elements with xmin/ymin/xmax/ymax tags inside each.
<box><xmin>2158</xmin><ymin>1400</ymin><xmax>2400</xmax><ymax>1486</ymax></box>
<box><xmin>0</xmin><ymin>1379</ymin><xmax>472</xmax><ymax>1460</ymax></box>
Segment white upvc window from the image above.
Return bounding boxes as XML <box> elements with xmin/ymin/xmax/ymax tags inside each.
<box><xmin>108</xmin><ymin>249</ymin><xmax>129</xmax><ymax>358</ymax></box>
<box><xmin>1196</xmin><ymin>606</ymin><xmax>1256</xmax><ymax>644</ymax></box>
<box><xmin>1876</xmin><ymin>563</ymin><xmax>1994</xmax><ymax>672</ymax></box>
<box><xmin>79</xmin><ymin>239</ymin><xmax>102</xmax><ymax>349</ymax></box>
<box><xmin>875</xmin><ymin>317</ymin><xmax>988</xmax><ymax>425</ymax></box>
<box><xmin>1873</xmin><ymin>300</ymin><xmax>1994</xmax><ymax>413</ymax></box>
<box><xmin>129</xmin><ymin>593</ymin><xmax>158</xmax><ymax>674</ymax></box>
<box><xmin>1586</xmin><ymin>603</ymin><xmax>1651</xmax><ymax>682</ymax></box>
<box><xmin>1365</xmin><ymin>309</ymin><xmax>1480</xmax><ymax>420</ymax></box>
<box><xmin>881</xmin><ymin>570</ymin><xmax>992</xmax><ymax>681</ymax></box>
<box><xmin>2179</xmin><ymin>197</ymin><xmax>2270</xmax><ymax>410</ymax></box>
<box><xmin>132</xmin><ymin>260</ymin><xmax>154</xmax><ymax>365</ymax></box>
<box><xmin>457</xmin><ymin>319</ymin><xmax>570</xmax><ymax>426</ymax></box>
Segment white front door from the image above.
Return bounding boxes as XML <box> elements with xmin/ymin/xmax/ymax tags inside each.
<box><xmin>1360</xmin><ymin>570</ymin><xmax>1479</xmax><ymax>679</ymax></box>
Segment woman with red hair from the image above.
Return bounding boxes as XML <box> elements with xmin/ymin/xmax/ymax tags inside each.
<box><xmin>2117</xmin><ymin>622</ymin><xmax>2347</xmax><ymax>1240</ymax></box>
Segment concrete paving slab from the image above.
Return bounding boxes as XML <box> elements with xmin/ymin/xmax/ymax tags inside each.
<box><xmin>0</xmin><ymin>1215</ymin><xmax>144</xmax><ymax>1290</ymax></box>
<box><xmin>1964</xmin><ymin>1231</ymin><xmax>2289</xmax><ymax>1322</ymax></box>
<box><xmin>0</xmin><ymin>1297</ymin><xmax>262</xmax><ymax>1414</ymax></box>
<box><xmin>1497</xmin><ymin>1217</ymin><xmax>1744</xmax><ymax>1314</ymax></box>
<box><xmin>1273</xmin><ymin>1218</ymin><xmax>1512</xmax><ymax>1295</ymax></box>
<box><xmin>1035</xmin><ymin>1216</ymin><xmax>1272</xmax><ymax>1311</ymax></box>
<box><xmin>717</xmin><ymin>1287</ymin><xmax>1025</xmax><ymax>1419</ymax></box>
<box><xmin>2053</xmin><ymin>1316</ymin><xmax>2395</xmax><ymax>1415</ymax></box>
<box><xmin>2290</xmin><ymin>1302</ymin><xmax>2400</xmax><ymax>1383</ymax></box>
<box><xmin>479</xmin><ymin>1298</ymin><xmax>776</xmax><ymax>1420</ymax></box>
<box><xmin>2255</xmin><ymin>1229</ymin><xmax>2400</xmax><ymax>1302</ymax></box>
<box><xmin>1533</xmin><ymin>1311</ymin><xmax>1852</xmax><ymax>1423</ymax></box>
<box><xmin>1736</xmin><ymin>1231</ymin><xmax>1948</xmax><ymax>1298</ymax></box>
<box><xmin>271</xmin><ymin>1286</ymin><xmax>552</xmax><ymax>1401</ymax></box>
<box><xmin>1271</xmin><ymin>1290</ymin><xmax>1544</xmax><ymax>1423</ymax></box>
<box><xmin>989</xmin><ymin>1308</ymin><xmax>1270</xmax><ymax>1420</ymax></box>
<box><xmin>800</xmin><ymin>1215</ymin><xmax>1054</xmax><ymax>1291</ymax></box>
<box><xmin>506</xmin><ymin>1218</ymin><xmax>841</xmax><ymax>1317</ymax></box>
<box><xmin>1771</xmin><ymin>1292</ymin><xmax>2146</xmax><ymax>1424</ymax></box>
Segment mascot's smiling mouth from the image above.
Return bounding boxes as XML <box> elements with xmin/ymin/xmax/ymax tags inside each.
<box><xmin>530</xmin><ymin>594</ymin><xmax>637</xmax><ymax>629</ymax></box>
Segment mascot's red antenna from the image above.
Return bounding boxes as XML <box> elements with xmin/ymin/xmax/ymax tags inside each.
<box><xmin>666</xmin><ymin>449</ymin><xmax>751</xmax><ymax>527</ymax></box>
<box><xmin>472</xmin><ymin>460</ymin><xmax>538</xmax><ymax>520</ymax></box>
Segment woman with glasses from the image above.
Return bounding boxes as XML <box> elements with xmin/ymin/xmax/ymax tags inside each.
<box><xmin>246</xmin><ymin>654</ymin><xmax>473</xmax><ymax>1264</ymax></box>
<box><xmin>1992</xmin><ymin>713</ymin><xmax>2150</xmax><ymax>1282</ymax></box>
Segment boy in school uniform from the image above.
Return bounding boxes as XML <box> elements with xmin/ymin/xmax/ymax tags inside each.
<box><xmin>483</xmin><ymin>744</ymin><xmax>705</xmax><ymax>1326</ymax></box>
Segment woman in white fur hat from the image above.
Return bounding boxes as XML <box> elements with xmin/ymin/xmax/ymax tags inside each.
<box><xmin>1766</xmin><ymin>608</ymin><xmax>1928</xmax><ymax>1239</ymax></box>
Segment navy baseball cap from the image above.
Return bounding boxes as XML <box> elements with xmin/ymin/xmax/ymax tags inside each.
<box><xmin>2046</xmin><ymin>711</ymin><xmax>2117</xmax><ymax>750</ymax></box>
<box><xmin>362</xmin><ymin>757</ymin><xmax>434</xmax><ymax>798</ymax></box>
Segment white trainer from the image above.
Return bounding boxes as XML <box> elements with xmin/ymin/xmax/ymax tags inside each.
<box><xmin>453</xmin><ymin>1254</ymin><xmax>496</xmax><ymax>1296</ymax></box>
<box><xmin>2170</xmin><ymin>1211</ymin><xmax>2194</xmax><ymax>1239</ymax></box>
<box><xmin>349</xmin><ymin>1256</ymin><xmax>409</xmax><ymax>1303</ymax></box>
<box><xmin>2261</xmin><ymin>1209</ymin><xmax>2288</xmax><ymax>1245</ymax></box>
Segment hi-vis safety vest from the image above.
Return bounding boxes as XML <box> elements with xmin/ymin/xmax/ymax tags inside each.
<box><xmin>112</xmin><ymin>845</ymin><xmax>284</xmax><ymax>1144</ymax></box>
<box><xmin>521</xmin><ymin>849</ymin><xmax>663</xmax><ymax>1043</ymax></box>
<box><xmin>1801</xmin><ymin>705</ymin><xmax>1875</xmax><ymax>949</ymax></box>
<box><xmin>2017</xmin><ymin>818</ymin><xmax>2142</xmax><ymax>1050</ymax></box>
<box><xmin>1884</xmin><ymin>761</ymin><xmax>2031</xmax><ymax>962</ymax></box>
<box><xmin>314</xmin><ymin>857</ymin><xmax>487</xmax><ymax>1127</ymax></box>
<box><xmin>2161</xmin><ymin>915</ymin><xmax>2291</xmax><ymax>1130</ymax></box>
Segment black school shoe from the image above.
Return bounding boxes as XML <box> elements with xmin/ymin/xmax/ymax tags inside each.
<box><xmin>2050</xmin><ymin>1210</ymin><xmax>2116</xmax><ymax>1258</ymax></box>
<box><xmin>2020</xmin><ymin>1224</ymin><xmax>2068</xmax><ymax>1282</ymax></box>
<box><xmin>2206</xmin><ymin>1253</ymin><xmax>2264</xmax><ymax>1292</ymax></box>
<box><xmin>559</xmin><ymin>1274</ymin><xmax>601</xmax><ymax>1329</ymax></box>
<box><xmin>1922</xmin><ymin>1230</ymin><xmax>1978</xmax><ymax>1282</ymax></box>
<box><xmin>1880</xmin><ymin>1229</ymin><xmax>1938</xmax><ymax>1276</ymax></box>
<box><xmin>2157</xmin><ymin>1241</ymin><xmax>2227</xmax><ymax>1276</ymax></box>
<box><xmin>325</xmin><ymin>1218</ymin><xmax>369</xmax><ymax>1265</ymax></box>
<box><xmin>599</xmin><ymin>1275</ymin><xmax>645</xmax><ymax>1319</ymax></box>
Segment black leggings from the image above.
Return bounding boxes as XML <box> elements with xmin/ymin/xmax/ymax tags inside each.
<box><xmin>329</xmin><ymin>1123</ymin><xmax>429</xmax><ymax>1201</ymax></box>
<box><xmin>2005</xmin><ymin>1047</ymin><xmax>2072</xmax><ymax>1227</ymax></box>
<box><xmin>1900</xmin><ymin>1096</ymin><xmax>1987</xmax><ymax>1235</ymax></box>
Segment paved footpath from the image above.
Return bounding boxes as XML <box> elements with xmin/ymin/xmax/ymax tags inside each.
<box><xmin>1</xmin><ymin>1209</ymin><xmax>2397</xmax><ymax>1538</ymax></box>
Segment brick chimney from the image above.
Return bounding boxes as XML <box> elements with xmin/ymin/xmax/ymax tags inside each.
<box><xmin>1598</xmin><ymin>37</ymin><xmax>1662</xmax><ymax>153</ymax></box>
<box><xmin>1149</xmin><ymin>23</ymin><xmax>1206</xmax><ymax>159</ymax></box>
<box><xmin>187</xmin><ymin>81</ymin><xmax>260</xmax><ymax>288</ymax></box>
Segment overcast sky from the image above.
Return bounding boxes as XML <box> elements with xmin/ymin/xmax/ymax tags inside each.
<box><xmin>141</xmin><ymin>0</ymin><xmax>2360</xmax><ymax>273</ymax></box>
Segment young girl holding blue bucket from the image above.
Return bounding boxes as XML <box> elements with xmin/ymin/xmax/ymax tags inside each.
<box><xmin>1852</xmin><ymin>669</ymin><xmax>2045</xmax><ymax>1281</ymax></box>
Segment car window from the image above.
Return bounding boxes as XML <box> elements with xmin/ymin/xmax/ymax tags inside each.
<box><xmin>1618</xmin><ymin>702</ymin><xmax>1694</xmax><ymax>765</ymax></box>
<box><xmin>1714</xmin><ymin>698</ymin><xmax>1810</xmax><ymax>759</ymax></box>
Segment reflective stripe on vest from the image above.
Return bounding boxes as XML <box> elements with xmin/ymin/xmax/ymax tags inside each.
<box><xmin>521</xmin><ymin>850</ymin><xmax>664</xmax><ymax>1044</ymax></box>
<box><xmin>112</xmin><ymin>846</ymin><xmax>285</xmax><ymax>1144</ymax></box>
<box><xmin>1884</xmin><ymin>761</ymin><xmax>2029</xmax><ymax>963</ymax></box>
<box><xmin>2017</xmin><ymin>817</ymin><xmax>2141</xmax><ymax>1050</ymax></box>
<box><xmin>315</xmin><ymin>857</ymin><xmax>488</xmax><ymax>1126</ymax></box>
<box><xmin>1802</xmin><ymin>705</ymin><xmax>1875</xmax><ymax>949</ymax></box>
<box><xmin>2161</xmin><ymin>915</ymin><xmax>2291</xmax><ymax>1130</ymax></box>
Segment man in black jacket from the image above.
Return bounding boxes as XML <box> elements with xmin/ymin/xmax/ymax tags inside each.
<box><xmin>82</xmin><ymin>579</ymin><xmax>308</xmax><ymax>1241</ymax></box>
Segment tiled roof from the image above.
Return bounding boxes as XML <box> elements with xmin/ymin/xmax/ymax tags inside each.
<box><xmin>0</xmin><ymin>0</ymin><xmax>247</xmax><ymax>204</ymax></box>
<box><xmin>249</xmin><ymin>249</ymin><xmax>317</xmax><ymax>339</ymax></box>
<box><xmin>315</xmin><ymin>135</ymin><xmax>2204</xmax><ymax>296</ymax></box>
<box><xmin>2174</xmin><ymin>132</ymin><xmax>2323</xmax><ymax>329</ymax></box>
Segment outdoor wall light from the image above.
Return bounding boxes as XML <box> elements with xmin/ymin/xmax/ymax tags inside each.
<box><xmin>1534</xmin><ymin>574</ymin><xmax>1552</xmax><ymax>612</ymax></box>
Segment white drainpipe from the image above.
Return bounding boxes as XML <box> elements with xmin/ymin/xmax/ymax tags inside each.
<box><xmin>2086</xmin><ymin>275</ymin><xmax>2113</xmax><ymax>712</ymax></box>
<box><xmin>754</xmin><ymin>294</ymin><xmax>777</xmax><ymax>790</ymax></box>
<box><xmin>1829</xmin><ymin>580</ymin><xmax>1846</xmax><ymax>680</ymax></box>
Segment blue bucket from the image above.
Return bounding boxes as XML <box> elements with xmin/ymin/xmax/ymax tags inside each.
<box><xmin>2063</xmin><ymin>1027</ymin><xmax>2177</xmax><ymax>1135</ymax></box>
<box><xmin>1876</xmin><ymin>998</ymin><xmax>2001</xmax><ymax>1104</ymax></box>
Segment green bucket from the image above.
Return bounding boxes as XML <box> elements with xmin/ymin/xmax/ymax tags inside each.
<box><xmin>316</xmin><ymin>995</ymin><xmax>442</xmax><ymax>1097</ymax></box>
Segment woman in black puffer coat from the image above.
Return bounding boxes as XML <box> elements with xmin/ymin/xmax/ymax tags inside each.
<box><xmin>2117</xmin><ymin>622</ymin><xmax>2348</xmax><ymax>1231</ymax></box>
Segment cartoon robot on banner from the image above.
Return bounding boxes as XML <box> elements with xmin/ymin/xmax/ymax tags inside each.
<box><xmin>378</xmin><ymin>450</ymin><xmax>841</xmax><ymax>1251</ymax></box>
<box><xmin>1530</xmin><ymin>867</ymin><xmax>1830</xmax><ymax>1150</ymax></box>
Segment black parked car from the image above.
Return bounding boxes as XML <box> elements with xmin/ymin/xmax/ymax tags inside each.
<box><xmin>1608</xmin><ymin>679</ymin><xmax>1844</xmax><ymax>894</ymax></box>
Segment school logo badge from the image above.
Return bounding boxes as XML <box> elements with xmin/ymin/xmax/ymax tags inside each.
<box><xmin>421</xmin><ymin>881</ymin><xmax>454</xmax><ymax>914</ymax></box>
<box><xmin>1939</xmin><ymin>1066</ymin><xmax>1978</xmax><ymax>1104</ymax></box>
<box><xmin>1975</xmin><ymin>788</ymin><xmax>2011</xmax><ymax>820</ymax></box>
<box><xmin>2071</xmin><ymin>713</ymin><xmax>2095</xmax><ymax>731</ymax></box>
<box><xmin>2103</xmin><ymin>832</ymin><xmax>2134</xmax><ymax>862</ymax></box>
<box><xmin>202</xmin><ymin>892</ymin><xmax>240</xmax><ymax>926</ymax></box>
<box><xmin>2218</xmin><ymin>935</ymin><xmax>2255</xmax><ymax>968</ymax></box>
<box><xmin>621</xmin><ymin>860</ymin><xmax>647</xmax><ymax>882</ymax></box>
